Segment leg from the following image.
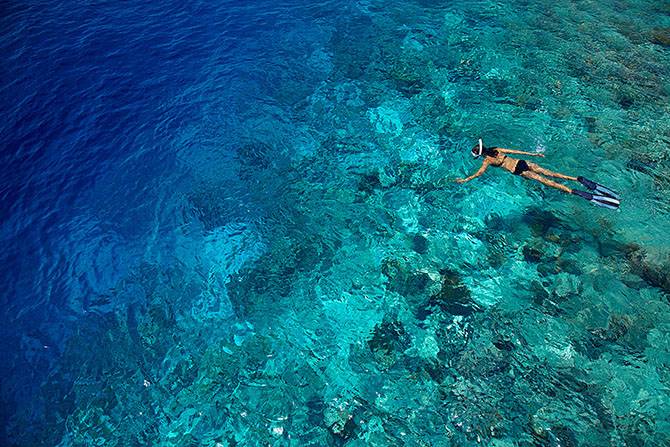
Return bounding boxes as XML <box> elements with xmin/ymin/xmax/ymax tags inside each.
<box><xmin>521</xmin><ymin>171</ymin><xmax>572</xmax><ymax>194</ymax></box>
<box><xmin>527</xmin><ymin>162</ymin><xmax>578</xmax><ymax>181</ymax></box>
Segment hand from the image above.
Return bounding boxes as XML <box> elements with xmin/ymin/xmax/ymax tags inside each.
<box><xmin>537</xmin><ymin>153</ymin><xmax>545</xmax><ymax>158</ymax></box>
<box><xmin>455</xmin><ymin>178</ymin><xmax>467</xmax><ymax>183</ymax></box>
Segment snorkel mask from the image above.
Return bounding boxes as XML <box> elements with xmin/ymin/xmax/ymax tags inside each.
<box><xmin>471</xmin><ymin>139</ymin><xmax>483</xmax><ymax>158</ymax></box>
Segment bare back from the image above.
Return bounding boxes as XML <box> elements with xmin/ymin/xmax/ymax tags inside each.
<box><xmin>483</xmin><ymin>151</ymin><xmax>523</xmax><ymax>174</ymax></box>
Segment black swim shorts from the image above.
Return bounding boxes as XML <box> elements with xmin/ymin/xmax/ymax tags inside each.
<box><xmin>513</xmin><ymin>159</ymin><xmax>530</xmax><ymax>176</ymax></box>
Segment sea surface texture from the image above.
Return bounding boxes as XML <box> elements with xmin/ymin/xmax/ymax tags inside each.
<box><xmin>2</xmin><ymin>0</ymin><xmax>670</xmax><ymax>445</ymax></box>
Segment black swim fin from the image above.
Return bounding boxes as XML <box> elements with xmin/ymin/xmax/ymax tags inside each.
<box><xmin>578</xmin><ymin>176</ymin><xmax>620</xmax><ymax>200</ymax></box>
<box><xmin>572</xmin><ymin>189</ymin><xmax>620</xmax><ymax>210</ymax></box>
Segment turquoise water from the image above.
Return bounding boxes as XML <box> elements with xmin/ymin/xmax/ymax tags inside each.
<box><xmin>2</xmin><ymin>0</ymin><xmax>670</xmax><ymax>445</ymax></box>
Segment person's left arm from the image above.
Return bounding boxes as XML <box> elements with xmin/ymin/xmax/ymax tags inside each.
<box><xmin>497</xmin><ymin>148</ymin><xmax>545</xmax><ymax>157</ymax></box>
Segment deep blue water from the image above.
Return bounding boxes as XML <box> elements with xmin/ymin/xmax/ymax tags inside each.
<box><xmin>1</xmin><ymin>0</ymin><xmax>338</xmax><ymax>440</ymax></box>
<box><xmin>2</xmin><ymin>0</ymin><xmax>670</xmax><ymax>445</ymax></box>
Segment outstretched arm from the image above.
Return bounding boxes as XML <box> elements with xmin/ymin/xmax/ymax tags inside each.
<box><xmin>455</xmin><ymin>161</ymin><xmax>489</xmax><ymax>183</ymax></box>
<box><xmin>497</xmin><ymin>148</ymin><xmax>545</xmax><ymax>157</ymax></box>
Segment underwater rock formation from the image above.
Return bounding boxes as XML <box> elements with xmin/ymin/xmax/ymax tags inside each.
<box><xmin>626</xmin><ymin>247</ymin><xmax>670</xmax><ymax>296</ymax></box>
<box><xmin>420</xmin><ymin>268</ymin><xmax>479</xmax><ymax>318</ymax></box>
<box><xmin>650</xmin><ymin>28</ymin><xmax>670</xmax><ymax>47</ymax></box>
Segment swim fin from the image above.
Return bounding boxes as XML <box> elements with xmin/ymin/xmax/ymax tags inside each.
<box><xmin>572</xmin><ymin>189</ymin><xmax>620</xmax><ymax>210</ymax></box>
<box><xmin>577</xmin><ymin>176</ymin><xmax>620</xmax><ymax>200</ymax></box>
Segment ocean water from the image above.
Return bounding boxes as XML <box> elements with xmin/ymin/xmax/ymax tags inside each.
<box><xmin>1</xmin><ymin>0</ymin><xmax>670</xmax><ymax>445</ymax></box>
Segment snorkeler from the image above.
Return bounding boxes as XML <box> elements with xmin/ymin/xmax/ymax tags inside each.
<box><xmin>455</xmin><ymin>139</ymin><xmax>620</xmax><ymax>209</ymax></box>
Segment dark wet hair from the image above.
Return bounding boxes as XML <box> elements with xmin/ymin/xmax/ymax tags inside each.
<box><xmin>471</xmin><ymin>143</ymin><xmax>498</xmax><ymax>158</ymax></box>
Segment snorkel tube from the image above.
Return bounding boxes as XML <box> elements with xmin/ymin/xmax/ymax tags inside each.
<box><xmin>472</xmin><ymin>138</ymin><xmax>483</xmax><ymax>158</ymax></box>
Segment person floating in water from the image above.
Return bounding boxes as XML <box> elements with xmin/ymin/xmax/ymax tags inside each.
<box><xmin>455</xmin><ymin>139</ymin><xmax>620</xmax><ymax>209</ymax></box>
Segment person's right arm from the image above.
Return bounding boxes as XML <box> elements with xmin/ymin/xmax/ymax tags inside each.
<box><xmin>455</xmin><ymin>160</ymin><xmax>489</xmax><ymax>183</ymax></box>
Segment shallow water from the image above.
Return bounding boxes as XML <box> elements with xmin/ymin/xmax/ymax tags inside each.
<box><xmin>1</xmin><ymin>0</ymin><xmax>670</xmax><ymax>445</ymax></box>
